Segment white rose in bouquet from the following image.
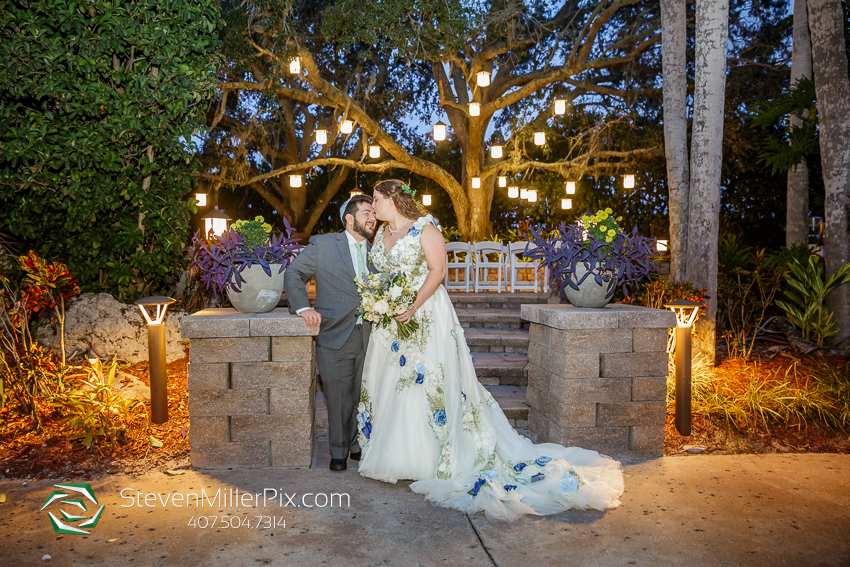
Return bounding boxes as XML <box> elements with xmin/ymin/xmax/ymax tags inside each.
<box><xmin>373</xmin><ymin>299</ymin><xmax>390</xmax><ymax>314</ymax></box>
<box><xmin>390</xmin><ymin>285</ymin><xmax>403</xmax><ymax>299</ymax></box>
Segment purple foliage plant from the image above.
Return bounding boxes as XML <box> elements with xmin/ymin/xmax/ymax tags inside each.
<box><xmin>188</xmin><ymin>217</ymin><xmax>303</xmax><ymax>298</ymax></box>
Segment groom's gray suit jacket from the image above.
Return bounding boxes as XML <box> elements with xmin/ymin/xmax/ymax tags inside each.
<box><xmin>284</xmin><ymin>232</ymin><xmax>372</xmax><ymax>348</ymax></box>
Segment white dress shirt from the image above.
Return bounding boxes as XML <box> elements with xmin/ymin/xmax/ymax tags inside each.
<box><xmin>296</xmin><ymin>230</ymin><xmax>367</xmax><ymax>315</ymax></box>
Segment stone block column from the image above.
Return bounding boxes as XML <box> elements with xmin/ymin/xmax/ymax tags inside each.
<box><xmin>181</xmin><ymin>308</ymin><xmax>318</xmax><ymax>469</ymax></box>
<box><xmin>521</xmin><ymin>304</ymin><xmax>675</xmax><ymax>458</ymax></box>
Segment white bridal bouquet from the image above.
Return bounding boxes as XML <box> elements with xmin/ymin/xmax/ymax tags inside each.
<box><xmin>356</xmin><ymin>272</ymin><xmax>419</xmax><ymax>340</ymax></box>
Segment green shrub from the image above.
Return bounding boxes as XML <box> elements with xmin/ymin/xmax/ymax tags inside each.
<box><xmin>0</xmin><ymin>0</ymin><xmax>223</xmax><ymax>300</ymax></box>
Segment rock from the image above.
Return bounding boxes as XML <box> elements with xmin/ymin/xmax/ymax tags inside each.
<box><xmin>112</xmin><ymin>370</ymin><xmax>151</xmax><ymax>402</ymax></box>
<box><xmin>682</xmin><ymin>445</ymin><xmax>706</xmax><ymax>454</ymax></box>
<box><xmin>35</xmin><ymin>293</ymin><xmax>188</xmax><ymax>364</ymax></box>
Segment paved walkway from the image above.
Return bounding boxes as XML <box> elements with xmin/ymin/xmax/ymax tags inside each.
<box><xmin>1</xmin><ymin>454</ymin><xmax>848</xmax><ymax>566</ymax></box>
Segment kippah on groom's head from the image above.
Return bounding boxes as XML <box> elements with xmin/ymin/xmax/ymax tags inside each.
<box><xmin>341</xmin><ymin>194</ymin><xmax>373</xmax><ymax>225</ymax></box>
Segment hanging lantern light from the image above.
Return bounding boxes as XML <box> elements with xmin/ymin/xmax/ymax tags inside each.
<box><xmin>202</xmin><ymin>207</ymin><xmax>231</xmax><ymax>238</ymax></box>
<box><xmin>289</xmin><ymin>57</ymin><xmax>301</xmax><ymax>74</ymax></box>
<box><xmin>340</xmin><ymin>119</ymin><xmax>353</xmax><ymax>134</ymax></box>
<box><xmin>369</xmin><ymin>145</ymin><xmax>381</xmax><ymax>158</ymax></box>
<box><xmin>554</xmin><ymin>99</ymin><xmax>567</xmax><ymax>115</ymax></box>
<box><xmin>476</xmin><ymin>70</ymin><xmax>491</xmax><ymax>87</ymax></box>
<box><xmin>622</xmin><ymin>170</ymin><xmax>636</xmax><ymax>189</ymax></box>
<box><xmin>471</xmin><ymin>176</ymin><xmax>481</xmax><ymax>189</ymax></box>
<box><xmin>490</xmin><ymin>132</ymin><xmax>504</xmax><ymax>159</ymax></box>
<box><xmin>349</xmin><ymin>190</ymin><xmax>364</xmax><ymax>197</ymax></box>
<box><xmin>508</xmin><ymin>186</ymin><xmax>519</xmax><ymax>199</ymax></box>
<box><xmin>528</xmin><ymin>189</ymin><xmax>538</xmax><ymax>203</ymax></box>
<box><xmin>195</xmin><ymin>193</ymin><xmax>207</xmax><ymax>207</ymax></box>
<box><xmin>657</xmin><ymin>239</ymin><xmax>669</xmax><ymax>252</ymax></box>
<box><xmin>519</xmin><ymin>188</ymin><xmax>528</xmax><ymax>200</ymax></box>
<box><xmin>491</xmin><ymin>144</ymin><xmax>503</xmax><ymax>159</ymax></box>
<box><xmin>433</xmin><ymin>121</ymin><xmax>447</xmax><ymax>141</ymax></box>
<box><xmin>289</xmin><ymin>174</ymin><xmax>303</xmax><ymax>187</ymax></box>
<box><xmin>565</xmin><ymin>179</ymin><xmax>576</xmax><ymax>195</ymax></box>
<box><xmin>422</xmin><ymin>194</ymin><xmax>432</xmax><ymax>206</ymax></box>
<box><xmin>498</xmin><ymin>175</ymin><xmax>507</xmax><ymax>188</ymax></box>
<box><xmin>469</xmin><ymin>102</ymin><xmax>480</xmax><ymax>116</ymax></box>
<box><xmin>533</xmin><ymin>131</ymin><xmax>546</xmax><ymax>146</ymax></box>
<box><xmin>561</xmin><ymin>198</ymin><xmax>572</xmax><ymax>210</ymax></box>
<box><xmin>315</xmin><ymin>129</ymin><xmax>328</xmax><ymax>145</ymax></box>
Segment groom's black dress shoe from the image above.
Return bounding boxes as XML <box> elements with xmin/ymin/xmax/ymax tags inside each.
<box><xmin>349</xmin><ymin>452</ymin><xmax>361</xmax><ymax>462</ymax></box>
<box><xmin>329</xmin><ymin>458</ymin><xmax>347</xmax><ymax>471</ymax></box>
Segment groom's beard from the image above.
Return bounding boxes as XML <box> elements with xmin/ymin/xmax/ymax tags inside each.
<box><xmin>353</xmin><ymin>218</ymin><xmax>377</xmax><ymax>240</ymax></box>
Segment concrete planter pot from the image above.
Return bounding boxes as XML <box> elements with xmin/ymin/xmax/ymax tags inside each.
<box><xmin>563</xmin><ymin>262</ymin><xmax>616</xmax><ymax>308</ymax></box>
<box><xmin>226</xmin><ymin>264</ymin><xmax>285</xmax><ymax>313</ymax></box>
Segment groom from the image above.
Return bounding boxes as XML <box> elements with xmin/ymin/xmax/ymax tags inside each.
<box><xmin>284</xmin><ymin>195</ymin><xmax>377</xmax><ymax>471</ymax></box>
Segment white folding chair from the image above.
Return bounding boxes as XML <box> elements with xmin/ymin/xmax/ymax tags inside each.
<box><xmin>445</xmin><ymin>242</ymin><xmax>472</xmax><ymax>292</ymax></box>
<box><xmin>507</xmin><ymin>241</ymin><xmax>541</xmax><ymax>293</ymax></box>
<box><xmin>471</xmin><ymin>241</ymin><xmax>504</xmax><ymax>293</ymax></box>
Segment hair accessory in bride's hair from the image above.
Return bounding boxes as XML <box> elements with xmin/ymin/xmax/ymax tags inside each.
<box><xmin>401</xmin><ymin>183</ymin><xmax>417</xmax><ymax>198</ymax></box>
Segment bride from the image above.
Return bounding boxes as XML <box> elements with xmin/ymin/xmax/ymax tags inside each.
<box><xmin>356</xmin><ymin>179</ymin><xmax>624</xmax><ymax>521</ymax></box>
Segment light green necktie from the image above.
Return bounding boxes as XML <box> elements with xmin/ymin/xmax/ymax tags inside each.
<box><xmin>355</xmin><ymin>242</ymin><xmax>366</xmax><ymax>324</ymax></box>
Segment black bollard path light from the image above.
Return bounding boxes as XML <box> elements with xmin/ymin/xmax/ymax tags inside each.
<box><xmin>664</xmin><ymin>300</ymin><xmax>701</xmax><ymax>437</ymax></box>
<box><xmin>134</xmin><ymin>296</ymin><xmax>176</xmax><ymax>424</ymax></box>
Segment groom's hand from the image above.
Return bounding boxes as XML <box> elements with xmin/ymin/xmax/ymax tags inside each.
<box><xmin>299</xmin><ymin>308</ymin><xmax>322</xmax><ymax>328</ymax></box>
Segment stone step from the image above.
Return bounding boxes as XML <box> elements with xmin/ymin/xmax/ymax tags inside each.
<box><xmin>455</xmin><ymin>307</ymin><xmax>527</xmax><ymax>329</ymax></box>
<box><xmin>448</xmin><ymin>291</ymin><xmax>549</xmax><ymax>309</ymax></box>
<box><xmin>314</xmin><ymin>385</ymin><xmax>529</xmax><ymax>437</ymax></box>
<box><xmin>471</xmin><ymin>351</ymin><xmax>528</xmax><ymax>386</ymax></box>
<box><xmin>464</xmin><ymin>327</ymin><xmax>529</xmax><ymax>353</ymax></box>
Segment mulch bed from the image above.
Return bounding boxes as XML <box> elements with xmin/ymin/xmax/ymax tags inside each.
<box><xmin>2</xmin><ymin>352</ymin><xmax>848</xmax><ymax>480</ymax></box>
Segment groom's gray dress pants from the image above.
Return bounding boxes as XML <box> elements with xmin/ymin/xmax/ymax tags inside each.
<box><xmin>316</xmin><ymin>323</ymin><xmax>368</xmax><ymax>460</ymax></box>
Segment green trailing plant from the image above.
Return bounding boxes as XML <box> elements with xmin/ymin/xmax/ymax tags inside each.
<box><xmin>0</xmin><ymin>0</ymin><xmax>223</xmax><ymax>299</ymax></box>
<box><xmin>52</xmin><ymin>357</ymin><xmax>144</xmax><ymax>450</ymax></box>
<box><xmin>775</xmin><ymin>256</ymin><xmax>850</xmax><ymax>346</ymax></box>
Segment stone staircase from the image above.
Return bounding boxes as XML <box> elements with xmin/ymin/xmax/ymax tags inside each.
<box><xmin>315</xmin><ymin>292</ymin><xmax>548</xmax><ymax>435</ymax></box>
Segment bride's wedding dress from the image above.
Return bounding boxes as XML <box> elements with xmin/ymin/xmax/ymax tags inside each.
<box><xmin>356</xmin><ymin>216</ymin><xmax>624</xmax><ymax>520</ymax></box>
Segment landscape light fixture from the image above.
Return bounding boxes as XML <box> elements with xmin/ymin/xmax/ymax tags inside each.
<box><xmin>289</xmin><ymin>57</ymin><xmax>301</xmax><ymax>75</ymax></box>
<box><xmin>561</xmin><ymin>198</ymin><xmax>572</xmax><ymax>210</ymax></box>
<box><xmin>433</xmin><ymin>121</ymin><xmax>447</xmax><ymax>141</ymax></box>
<box><xmin>134</xmin><ymin>296</ymin><xmax>176</xmax><ymax>424</ymax></box>
<box><xmin>195</xmin><ymin>193</ymin><xmax>207</xmax><ymax>207</ymax></box>
<box><xmin>508</xmin><ymin>186</ymin><xmax>519</xmax><ymax>199</ymax></box>
<box><xmin>665</xmin><ymin>300</ymin><xmax>702</xmax><ymax>437</ymax></box>
<box><xmin>476</xmin><ymin>70</ymin><xmax>491</xmax><ymax>87</ymax></box>
<box><xmin>289</xmin><ymin>174</ymin><xmax>303</xmax><ymax>188</ymax></box>
<box><xmin>565</xmin><ymin>179</ymin><xmax>576</xmax><ymax>195</ymax></box>
<box><xmin>471</xmin><ymin>177</ymin><xmax>481</xmax><ymax>189</ymax></box>
<box><xmin>554</xmin><ymin>99</ymin><xmax>567</xmax><ymax>115</ymax></box>
<box><xmin>202</xmin><ymin>207</ymin><xmax>231</xmax><ymax>238</ymax></box>
<box><xmin>340</xmin><ymin>119</ymin><xmax>353</xmax><ymax>134</ymax></box>
<box><xmin>315</xmin><ymin>129</ymin><xmax>328</xmax><ymax>145</ymax></box>
<box><xmin>469</xmin><ymin>102</ymin><xmax>480</xmax><ymax>116</ymax></box>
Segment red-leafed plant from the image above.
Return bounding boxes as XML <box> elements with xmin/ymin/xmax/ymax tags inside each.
<box><xmin>18</xmin><ymin>252</ymin><xmax>81</xmax><ymax>364</ymax></box>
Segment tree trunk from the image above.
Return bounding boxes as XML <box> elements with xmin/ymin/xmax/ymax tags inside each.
<box><xmin>660</xmin><ymin>0</ymin><xmax>690</xmax><ymax>284</ymax></box>
<box><xmin>686</xmin><ymin>0</ymin><xmax>730</xmax><ymax>364</ymax></box>
<box><xmin>786</xmin><ymin>0</ymin><xmax>813</xmax><ymax>249</ymax></box>
<box><xmin>808</xmin><ymin>0</ymin><xmax>850</xmax><ymax>347</ymax></box>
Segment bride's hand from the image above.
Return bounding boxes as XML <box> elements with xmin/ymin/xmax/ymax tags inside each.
<box><xmin>395</xmin><ymin>305</ymin><xmax>417</xmax><ymax>323</ymax></box>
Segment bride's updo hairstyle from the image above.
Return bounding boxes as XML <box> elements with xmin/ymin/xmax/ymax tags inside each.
<box><xmin>374</xmin><ymin>179</ymin><xmax>425</xmax><ymax>221</ymax></box>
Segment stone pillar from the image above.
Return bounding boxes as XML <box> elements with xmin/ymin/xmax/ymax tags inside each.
<box><xmin>181</xmin><ymin>308</ymin><xmax>318</xmax><ymax>469</ymax></box>
<box><xmin>521</xmin><ymin>304</ymin><xmax>675</xmax><ymax>458</ymax></box>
